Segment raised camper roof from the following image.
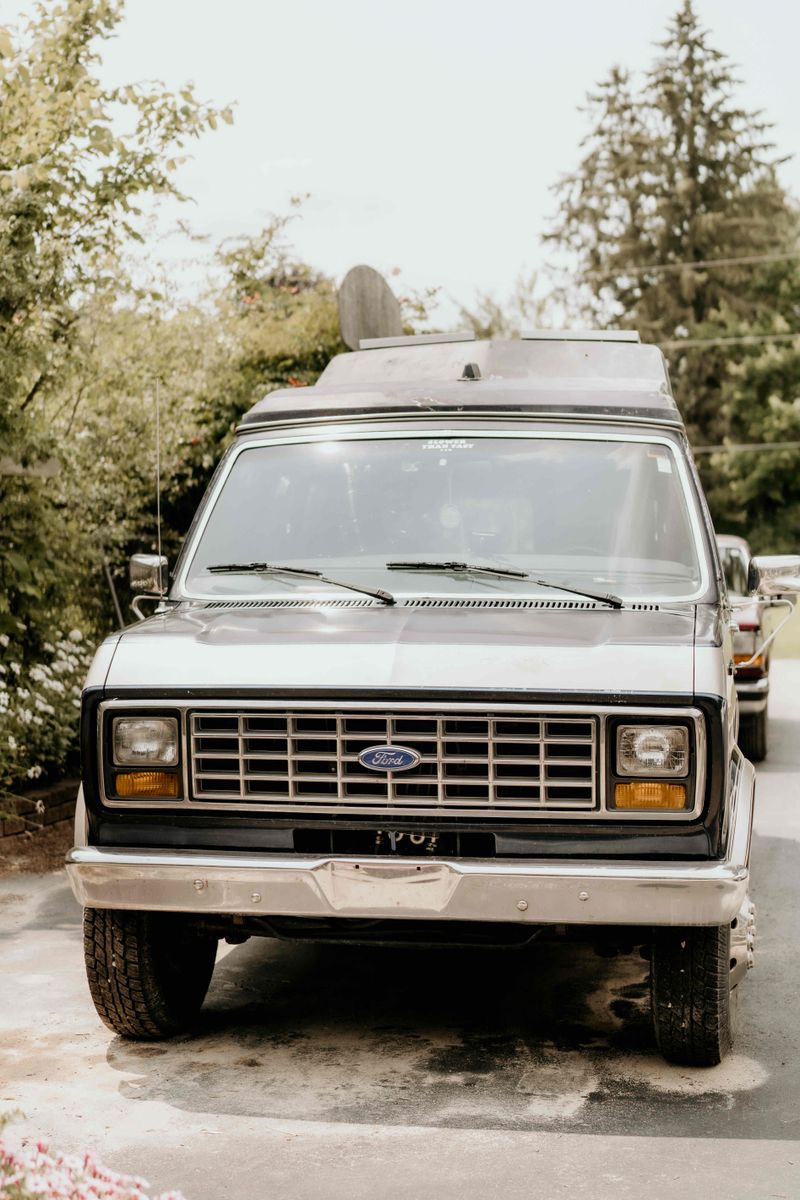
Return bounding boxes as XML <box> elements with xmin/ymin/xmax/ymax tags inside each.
<box><xmin>238</xmin><ymin>331</ymin><xmax>681</xmax><ymax>431</ymax></box>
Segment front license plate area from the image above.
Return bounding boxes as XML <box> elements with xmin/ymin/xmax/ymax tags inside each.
<box><xmin>318</xmin><ymin>859</ymin><xmax>460</xmax><ymax>913</ymax></box>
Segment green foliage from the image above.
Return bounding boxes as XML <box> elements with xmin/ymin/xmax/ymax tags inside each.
<box><xmin>0</xmin><ymin>628</ymin><xmax>92</xmax><ymax>796</ymax></box>
<box><xmin>708</xmin><ymin>339</ymin><xmax>800</xmax><ymax>551</ymax></box>
<box><xmin>0</xmin><ymin>1</ymin><xmax>228</xmax><ymax>623</ymax></box>
<box><xmin>546</xmin><ymin>0</ymin><xmax>800</xmax><ymax>546</ymax></box>
<box><xmin>458</xmin><ymin>271</ymin><xmax>548</xmax><ymax>338</ymax></box>
<box><xmin>162</xmin><ymin>214</ymin><xmax>346</xmax><ymax>537</ymax></box>
<box><xmin>0</xmin><ymin>0</ymin><xmax>230</xmax><ymax>786</ymax></box>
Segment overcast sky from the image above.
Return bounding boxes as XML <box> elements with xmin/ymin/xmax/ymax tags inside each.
<box><xmin>5</xmin><ymin>0</ymin><xmax>800</xmax><ymax>319</ymax></box>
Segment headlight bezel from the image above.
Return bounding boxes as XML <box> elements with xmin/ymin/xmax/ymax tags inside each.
<box><xmin>103</xmin><ymin>708</ymin><xmax>184</xmax><ymax>803</ymax></box>
<box><xmin>608</xmin><ymin>717</ymin><xmax>697</xmax><ymax>813</ymax></box>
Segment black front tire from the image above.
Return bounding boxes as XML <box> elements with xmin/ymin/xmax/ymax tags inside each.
<box><xmin>739</xmin><ymin>707</ymin><xmax>768</xmax><ymax>763</ymax></box>
<box><xmin>84</xmin><ymin>908</ymin><xmax>218</xmax><ymax>1039</ymax></box>
<box><xmin>650</xmin><ymin>924</ymin><xmax>734</xmax><ymax>1066</ymax></box>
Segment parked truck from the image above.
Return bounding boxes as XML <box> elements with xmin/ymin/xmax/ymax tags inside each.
<box><xmin>67</xmin><ymin>330</ymin><xmax>800</xmax><ymax>1065</ymax></box>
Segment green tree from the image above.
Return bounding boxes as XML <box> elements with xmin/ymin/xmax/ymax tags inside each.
<box><xmin>0</xmin><ymin>0</ymin><xmax>230</xmax><ymax>656</ymax></box>
<box><xmin>458</xmin><ymin>270</ymin><xmax>549</xmax><ymax>338</ymax></box>
<box><xmin>707</xmin><ymin>340</ymin><xmax>800</xmax><ymax>552</ymax></box>
<box><xmin>547</xmin><ymin>0</ymin><xmax>800</xmax><ymax>457</ymax></box>
<box><xmin>162</xmin><ymin>214</ymin><xmax>346</xmax><ymax>539</ymax></box>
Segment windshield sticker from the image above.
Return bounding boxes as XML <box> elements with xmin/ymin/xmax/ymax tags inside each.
<box><xmin>656</xmin><ymin>457</ymin><xmax>672</xmax><ymax>473</ymax></box>
<box><xmin>421</xmin><ymin>439</ymin><xmax>474</xmax><ymax>451</ymax></box>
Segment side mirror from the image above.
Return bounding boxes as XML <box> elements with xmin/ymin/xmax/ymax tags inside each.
<box><xmin>129</xmin><ymin>553</ymin><xmax>168</xmax><ymax>595</ymax></box>
<box><xmin>748</xmin><ymin>554</ymin><xmax>800</xmax><ymax>597</ymax></box>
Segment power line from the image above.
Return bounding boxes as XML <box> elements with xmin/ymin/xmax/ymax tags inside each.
<box><xmin>581</xmin><ymin>249</ymin><xmax>800</xmax><ymax>280</ymax></box>
<box><xmin>693</xmin><ymin>441</ymin><xmax>800</xmax><ymax>455</ymax></box>
<box><xmin>663</xmin><ymin>331</ymin><xmax>800</xmax><ymax>349</ymax></box>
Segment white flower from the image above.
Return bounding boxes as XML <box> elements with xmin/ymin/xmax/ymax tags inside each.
<box><xmin>27</xmin><ymin>765</ymin><xmax>42</xmax><ymax>780</ymax></box>
<box><xmin>9</xmin><ymin>660</ymin><xmax>20</xmax><ymax>674</ymax></box>
<box><xmin>68</xmin><ymin>629</ymin><xmax>83</xmax><ymax>643</ymax></box>
<box><xmin>7</xmin><ymin>735</ymin><xmax>16</xmax><ymax>750</ymax></box>
<box><xmin>0</xmin><ymin>633</ymin><xmax>8</xmax><ymax>647</ymax></box>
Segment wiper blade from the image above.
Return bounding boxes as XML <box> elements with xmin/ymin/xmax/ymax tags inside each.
<box><xmin>208</xmin><ymin>561</ymin><xmax>322</xmax><ymax>577</ymax></box>
<box><xmin>205</xmin><ymin>562</ymin><xmax>394</xmax><ymax>605</ymax></box>
<box><xmin>385</xmin><ymin>560</ymin><xmax>623</xmax><ymax>608</ymax></box>
<box><xmin>526</xmin><ymin>576</ymin><xmax>623</xmax><ymax>609</ymax></box>
<box><xmin>386</xmin><ymin>560</ymin><xmax>528</xmax><ymax>581</ymax></box>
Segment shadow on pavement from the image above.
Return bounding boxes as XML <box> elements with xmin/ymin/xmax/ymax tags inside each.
<box><xmin>104</xmin><ymin>848</ymin><xmax>790</xmax><ymax>1139</ymax></box>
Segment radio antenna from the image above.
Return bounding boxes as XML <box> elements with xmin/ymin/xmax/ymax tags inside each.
<box><xmin>155</xmin><ymin>377</ymin><xmax>164</xmax><ymax>593</ymax></box>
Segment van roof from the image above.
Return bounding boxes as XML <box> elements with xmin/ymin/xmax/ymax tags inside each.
<box><xmin>238</xmin><ymin>333</ymin><xmax>682</xmax><ymax>432</ymax></box>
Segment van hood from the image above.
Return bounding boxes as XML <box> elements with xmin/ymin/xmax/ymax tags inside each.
<box><xmin>100</xmin><ymin>602</ymin><xmax>697</xmax><ymax>697</ymax></box>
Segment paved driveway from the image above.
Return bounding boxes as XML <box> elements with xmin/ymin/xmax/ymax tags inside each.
<box><xmin>2</xmin><ymin>665</ymin><xmax>800</xmax><ymax>1199</ymax></box>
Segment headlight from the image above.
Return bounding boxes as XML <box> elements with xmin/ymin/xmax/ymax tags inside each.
<box><xmin>617</xmin><ymin>725</ymin><xmax>689</xmax><ymax>777</ymax></box>
<box><xmin>113</xmin><ymin>717</ymin><xmax>179</xmax><ymax>766</ymax></box>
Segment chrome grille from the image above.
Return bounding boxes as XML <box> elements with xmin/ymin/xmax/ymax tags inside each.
<box><xmin>189</xmin><ymin>709</ymin><xmax>598</xmax><ymax>817</ymax></box>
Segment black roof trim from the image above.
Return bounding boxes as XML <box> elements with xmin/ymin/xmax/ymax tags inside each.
<box><xmin>238</xmin><ymin>400</ymin><xmax>682</xmax><ymax>431</ymax></box>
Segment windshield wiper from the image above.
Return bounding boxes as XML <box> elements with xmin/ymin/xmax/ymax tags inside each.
<box><xmin>206</xmin><ymin>562</ymin><xmax>394</xmax><ymax>605</ymax></box>
<box><xmin>387</xmin><ymin>560</ymin><xmax>528</xmax><ymax>581</ymax></box>
<box><xmin>385</xmin><ymin>560</ymin><xmax>623</xmax><ymax>608</ymax></box>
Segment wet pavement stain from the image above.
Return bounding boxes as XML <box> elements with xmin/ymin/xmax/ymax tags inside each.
<box><xmin>96</xmin><ymin>916</ymin><xmax>781</xmax><ymax>1136</ymax></box>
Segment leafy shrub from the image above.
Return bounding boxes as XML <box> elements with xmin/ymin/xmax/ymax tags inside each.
<box><xmin>0</xmin><ymin>629</ymin><xmax>93</xmax><ymax>796</ymax></box>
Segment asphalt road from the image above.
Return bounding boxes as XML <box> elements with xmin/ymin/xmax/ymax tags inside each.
<box><xmin>2</xmin><ymin>665</ymin><xmax>800</xmax><ymax>1199</ymax></box>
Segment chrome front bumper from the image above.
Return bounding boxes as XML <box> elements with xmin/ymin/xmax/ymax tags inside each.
<box><xmin>67</xmin><ymin>754</ymin><xmax>755</xmax><ymax>930</ymax></box>
<box><xmin>67</xmin><ymin>846</ymin><xmax>749</xmax><ymax>927</ymax></box>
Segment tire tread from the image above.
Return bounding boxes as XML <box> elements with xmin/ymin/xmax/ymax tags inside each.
<box><xmin>651</xmin><ymin>924</ymin><xmax>732</xmax><ymax>1066</ymax></box>
<box><xmin>83</xmin><ymin>908</ymin><xmax>215</xmax><ymax>1039</ymax></box>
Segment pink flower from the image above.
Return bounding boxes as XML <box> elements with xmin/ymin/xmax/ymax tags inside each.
<box><xmin>0</xmin><ymin>1134</ymin><xmax>187</xmax><ymax>1200</ymax></box>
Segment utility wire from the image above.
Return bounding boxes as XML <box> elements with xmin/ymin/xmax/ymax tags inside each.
<box><xmin>580</xmin><ymin>249</ymin><xmax>800</xmax><ymax>280</ymax></box>
<box><xmin>662</xmin><ymin>331</ymin><xmax>800</xmax><ymax>349</ymax></box>
<box><xmin>693</xmin><ymin>441</ymin><xmax>800</xmax><ymax>455</ymax></box>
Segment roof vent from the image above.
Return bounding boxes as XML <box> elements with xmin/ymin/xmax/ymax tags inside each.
<box><xmin>459</xmin><ymin>362</ymin><xmax>482</xmax><ymax>381</ymax></box>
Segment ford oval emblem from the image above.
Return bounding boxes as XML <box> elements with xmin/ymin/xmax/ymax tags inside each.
<box><xmin>358</xmin><ymin>744</ymin><xmax>421</xmax><ymax>772</ymax></box>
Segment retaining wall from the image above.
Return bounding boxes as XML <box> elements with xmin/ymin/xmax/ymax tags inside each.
<box><xmin>1</xmin><ymin>778</ymin><xmax>79</xmax><ymax>840</ymax></box>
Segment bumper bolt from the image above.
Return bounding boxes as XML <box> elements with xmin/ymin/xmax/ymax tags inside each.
<box><xmin>192</xmin><ymin>879</ymin><xmax>207</xmax><ymax>892</ymax></box>
<box><xmin>251</xmin><ymin>892</ymin><xmax>262</xmax><ymax>903</ymax></box>
<box><xmin>578</xmin><ymin>890</ymin><xmax>590</xmax><ymax>902</ymax></box>
<box><xmin>517</xmin><ymin>900</ymin><xmax>528</xmax><ymax>911</ymax></box>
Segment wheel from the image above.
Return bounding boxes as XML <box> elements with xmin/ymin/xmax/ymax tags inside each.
<box><xmin>739</xmin><ymin>708</ymin><xmax>767</xmax><ymax>762</ymax></box>
<box><xmin>83</xmin><ymin>908</ymin><xmax>218</xmax><ymax>1039</ymax></box>
<box><xmin>650</xmin><ymin>924</ymin><xmax>734</xmax><ymax>1066</ymax></box>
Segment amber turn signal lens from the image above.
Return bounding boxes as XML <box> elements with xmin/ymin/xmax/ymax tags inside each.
<box><xmin>614</xmin><ymin>781</ymin><xmax>687</xmax><ymax>810</ymax></box>
<box><xmin>115</xmin><ymin>771</ymin><xmax>179</xmax><ymax>799</ymax></box>
<box><xmin>734</xmin><ymin>654</ymin><xmax>764</xmax><ymax>670</ymax></box>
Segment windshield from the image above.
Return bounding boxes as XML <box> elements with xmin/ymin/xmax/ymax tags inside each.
<box><xmin>182</xmin><ymin>434</ymin><xmax>706</xmax><ymax>601</ymax></box>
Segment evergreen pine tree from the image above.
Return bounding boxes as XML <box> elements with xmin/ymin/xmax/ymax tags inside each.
<box><xmin>547</xmin><ymin>0</ymin><xmax>800</xmax><ymax>457</ymax></box>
